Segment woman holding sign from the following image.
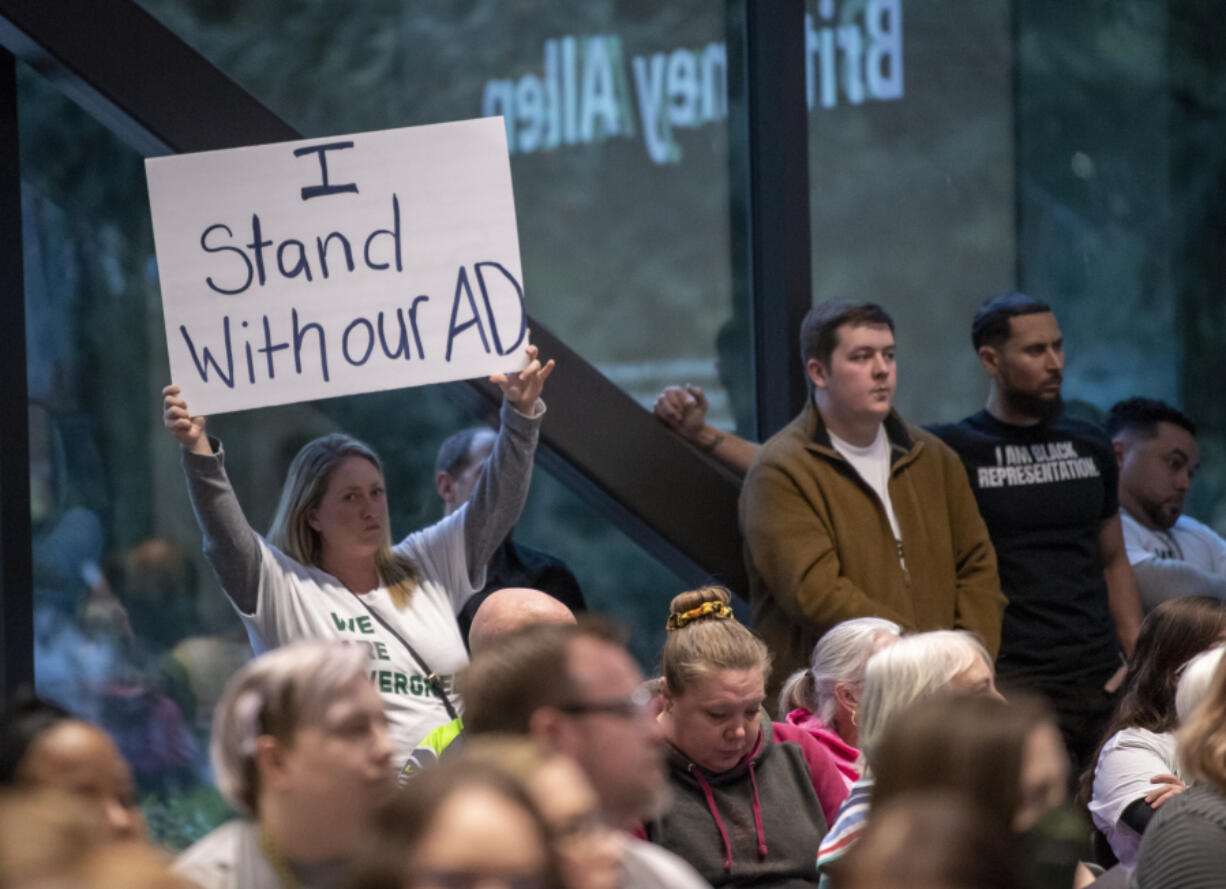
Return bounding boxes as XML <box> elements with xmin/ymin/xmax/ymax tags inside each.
<box><xmin>162</xmin><ymin>342</ymin><xmax>553</xmax><ymax>776</ymax></box>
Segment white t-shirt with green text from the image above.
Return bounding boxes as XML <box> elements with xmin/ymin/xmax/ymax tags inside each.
<box><xmin>243</xmin><ymin>509</ymin><xmax>477</xmax><ymax>769</ymax></box>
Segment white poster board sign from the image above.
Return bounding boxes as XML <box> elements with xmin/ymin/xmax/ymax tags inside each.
<box><xmin>146</xmin><ymin>117</ymin><xmax>526</xmax><ymax>416</ymax></box>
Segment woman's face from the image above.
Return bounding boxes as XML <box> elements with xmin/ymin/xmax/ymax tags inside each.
<box><xmin>662</xmin><ymin>667</ymin><xmax>765</xmax><ymax>773</ymax></box>
<box><xmin>408</xmin><ymin>784</ymin><xmax>553</xmax><ymax>889</ymax></box>
<box><xmin>950</xmin><ymin>654</ymin><xmax>1006</xmax><ymax>701</ymax></box>
<box><xmin>1013</xmin><ymin>721</ymin><xmax>1069</xmax><ymax>832</ymax></box>
<box><xmin>833</xmin><ymin>630</ymin><xmax>899</xmax><ymax>745</ymax></box>
<box><xmin>308</xmin><ymin>456</ymin><xmax>389</xmax><ymax>560</ymax></box>
<box><xmin>18</xmin><ymin>721</ymin><xmax>145</xmax><ymax>841</ymax></box>
<box><xmin>274</xmin><ymin>676</ymin><xmax>395</xmax><ymax>826</ymax></box>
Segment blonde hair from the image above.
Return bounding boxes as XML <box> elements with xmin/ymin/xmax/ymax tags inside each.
<box><xmin>857</xmin><ymin>630</ymin><xmax>992</xmax><ymax>767</ymax></box>
<box><xmin>659</xmin><ymin>587</ymin><xmax>771</xmax><ymax>695</ymax></box>
<box><xmin>268</xmin><ymin>433</ymin><xmax>418</xmax><ymax>607</ymax></box>
<box><xmin>1177</xmin><ymin>645</ymin><xmax>1226</xmax><ymax>792</ymax></box>
<box><xmin>211</xmin><ymin>641</ymin><xmax>371</xmax><ymax>816</ymax></box>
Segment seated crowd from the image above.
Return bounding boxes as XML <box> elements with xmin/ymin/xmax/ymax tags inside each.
<box><xmin>10</xmin><ymin>294</ymin><xmax>1226</xmax><ymax>889</ymax></box>
<box><xmin>12</xmin><ymin>587</ymin><xmax>1226</xmax><ymax>889</ymax></box>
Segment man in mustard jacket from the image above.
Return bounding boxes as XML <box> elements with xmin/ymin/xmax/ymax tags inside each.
<box><xmin>741</xmin><ymin>300</ymin><xmax>1005</xmax><ymax>703</ymax></box>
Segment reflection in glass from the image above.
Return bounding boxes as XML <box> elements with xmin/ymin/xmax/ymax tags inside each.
<box><xmin>806</xmin><ymin>0</ymin><xmax>1015</xmax><ymax>426</ymax></box>
<box><xmin>18</xmin><ymin>22</ymin><xmax>689</xmax><ymax>842</ymax></box>
<box><xmin>135</xmin><ymin>0</ymin><xmax>750</xmax><ymax>435</ymax></box>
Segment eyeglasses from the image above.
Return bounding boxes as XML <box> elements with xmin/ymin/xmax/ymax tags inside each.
<box><xmin>557</xmin><ymin>684</ymin><xmax>655</xmax><ymax>719</ymax></box>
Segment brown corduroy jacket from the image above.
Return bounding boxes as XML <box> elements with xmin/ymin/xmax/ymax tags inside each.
<box><xmin>740</xmin><ymin>400</ymin><xmax>1005</xmax><ymax>704</ymax></box>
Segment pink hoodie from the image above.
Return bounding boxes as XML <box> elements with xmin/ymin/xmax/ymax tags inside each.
<box><xmin>780</xmin><ymin>708</ymin><xmax>861</xmax><ymax>787</ymax></box>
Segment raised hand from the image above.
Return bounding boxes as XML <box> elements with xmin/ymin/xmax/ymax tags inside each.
<box><xmin>490</xmin><ymin>339</ymin><xmax>555</xmax><ymax>415</ymax></box>
<box><xmin>162</xmin><ymin>385</ymin><xmax>212</xmax><ymax>455</ymax></box>
<box><xmin>653</xmin><ymin>384</ymin><xmax>709</xmax><ymax>440</ymax></box>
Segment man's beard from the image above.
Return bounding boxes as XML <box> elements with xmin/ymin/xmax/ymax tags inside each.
<box><xmin>1004</xmin><ymin>388</ymin><xmax>1063</xmax><ymax>422</ymax></box>
<box><xmin>1142</xmin><ymin>499</ymin><xmax>1181</xmax><ymax>531</ymax></box>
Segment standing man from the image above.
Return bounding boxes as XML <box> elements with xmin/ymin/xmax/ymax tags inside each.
<box><xmin>930</xmin><ymin>292</ymin><xmax>1143</xmax><ymax>769</ymax></box>
<box><xmin>1106</xmin><ymin>397</ymin><xmax>1226</xmax><ymax>609</ymax></box>
<box><xmin>740</xmin><ymin>300</ymin><xmax>1004</xmax><ymax>701</ymax></box>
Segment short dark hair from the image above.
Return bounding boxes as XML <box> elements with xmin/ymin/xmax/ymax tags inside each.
<box><xmin>0</xmin><ymin>693</ymin><xmax>72</xmax><ymax>785</ymax></box>
<box><xmin>434</xmin><ymin>426</ymin><xmax>496</xmax><ymax>476</ymax></box>
<box><xmin>970</xmin><ymin>292</ymin><xmax>1052</xmax><ymax>350</ymax></box>
<box><xmin>799</xmin><ymin>301</ymin><xmax>895</xmax><ymax>371</ymax></box>
<box><xmin>1105</xmin><ymin>397</ymin><xmax>1197</xmax><ymax>440</ymax></box>
<box><xmin>459</xmin><ymin>619</ymin><xmax>629</xmax><ymax>735</ymax></box>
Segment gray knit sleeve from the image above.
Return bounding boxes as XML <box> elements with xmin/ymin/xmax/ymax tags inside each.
<box><xmin>461</xmin><ymin>397</ymin><xmax>544</xmax><ymax>586</ymax></box>
<box><xmin>1132</xmin><ymin>788</ymin><xmax>1226</xmax><ymax>888</ymax></box>
<box><xmin>1132</xmin><ymin>558</ymin><xmax>1226</xmax><ymax>612</ymax></box>
<box><xmin>181</xmin><ymin>439</ymin><xmax>262</xmax><ymax>615</ymax></box>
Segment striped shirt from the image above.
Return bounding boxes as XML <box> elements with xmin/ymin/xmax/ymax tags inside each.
<box><xmin>816</xmin><ymin>776</ymin><xmax>874</xmax><ymax>884</ymax></box>
<box><xmin>1132</xmin><ymin>783</ymin><xmax>1226</xmax><ymax>888</ymax></box>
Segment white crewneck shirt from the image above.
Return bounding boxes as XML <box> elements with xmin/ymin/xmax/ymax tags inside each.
<box><xmin>828</xmin><ymin>425</ymin><xmax>901</xmax><ymax>542</ymax></box>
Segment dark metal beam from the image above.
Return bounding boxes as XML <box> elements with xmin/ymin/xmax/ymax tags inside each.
<box><xmin>0</xmin><ymin>0</ymin><xmax>748</xmax><ymax>594</ymax></box>
<box><xmin>730</xmin><ymin>0</ymin><xmax>812</xmax><ymax>441</ymax></box>
<box><xmin>0</xmin><ymin>48</ymin><xmax>33</xmax><ymax>700</ymax></box>
<box><xmin>0</xmin><ymin>0</ymin><xmax>296</xmax><ymax>156</ymax></box>
<box><xmin>456</xmin><ymin>365</ymin><xmax>747</xmax><ymax>592</ymax></box>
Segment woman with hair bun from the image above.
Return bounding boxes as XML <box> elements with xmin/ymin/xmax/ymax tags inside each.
<box><xmin>645</xmin><ymin>586</ymin><xmax>840</xmax><ymax>888</ymax></box>
<box><xmin>776</xmin><ymin>617</ymin><xmax>902</xmax><ymax>787</ymax></box>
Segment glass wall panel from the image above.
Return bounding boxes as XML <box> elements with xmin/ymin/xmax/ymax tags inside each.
<box><xmin>19</xmin><ymin>63</ymin><xmax>222</xmax><ymax>846</ymax></box>
<box><xmin>805</xmin><ymin>0</ymin><xmax>1016</xmax><ymax>425</ymax></box>
<box><xmin>802</xmin><ymin>0</ymin><xmax>1226</xmax><ymax>538</ymax></box>
<box><xmin>1015</xmin><ymin>1</ymin><xmax>1226</xmax><ymax>524</ymax></box>
<box><xmin>137</xmin><ymin>0</ymin><xmax>755</xmax><ymax>437</ymax></box>
<box><xmin>19</xmin><ymin>55</ymin><xmax>686</xmax><ymax>848</ymax></box>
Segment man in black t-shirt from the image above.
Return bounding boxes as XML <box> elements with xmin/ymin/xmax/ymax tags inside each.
<box><xmin>929</xmin><ymin>293</ymin><xmax>1143</xmax><ymax>771</ymax></box>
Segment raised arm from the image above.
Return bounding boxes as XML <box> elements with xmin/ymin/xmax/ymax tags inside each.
<box><xmin>163</xmin><ymin>385</ymin><xmax>262</xmax><ymax>614</ymax></box>
<box><xmin>461</xmin><ymin>344</ymin><xmax>554</xmax><ymax>585</ymax></box>
<box><xmin>653</xmin><ymin>384</ymin><xmax>760</xmax><ymax>477</ymax></box>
